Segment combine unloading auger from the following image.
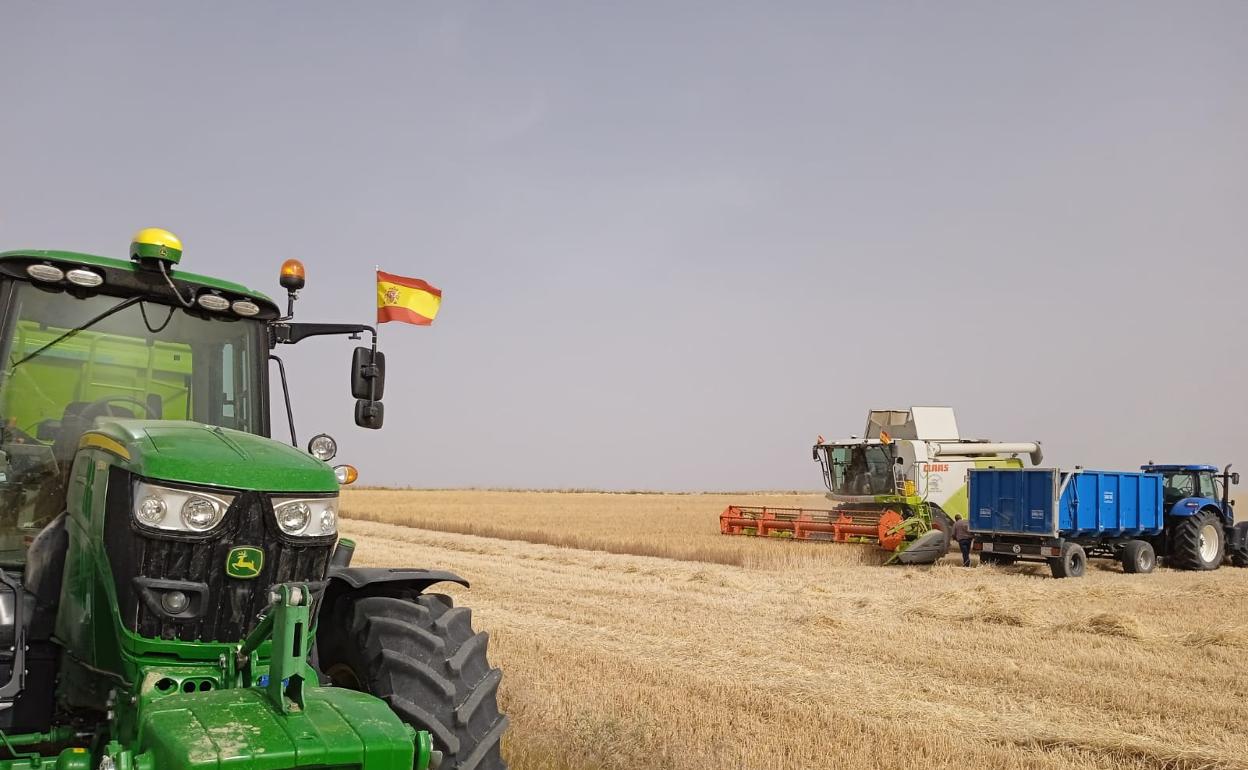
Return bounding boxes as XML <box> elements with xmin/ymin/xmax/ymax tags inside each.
<box><xmin>719</xmin><ymin>407</ymin><xmax>1043</xmax><ymax>565</ymax></box>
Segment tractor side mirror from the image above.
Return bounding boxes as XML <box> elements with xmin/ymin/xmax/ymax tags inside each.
<box><xmin>354</xmin><ymin>399</ymin><xmax>384</xmax><ymax>430</ymax></box>
<box><xmin>1233</xmin><ymin>472</ymin><xmax>1241</xmax><ymax>486</ymax></box>
<box><xmin>351</xmin><ymin>347</ymin><xmax>386</xmax><ymax>401</ymax></box>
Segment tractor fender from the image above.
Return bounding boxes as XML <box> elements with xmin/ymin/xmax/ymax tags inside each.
<box><xmin>313</xmin><ymin>568</ymin><xmax>471</xmax><ymax>667</ymax></box>
<box><xmin>1167</xmin><ymin>497</ymin><xmax>1224</xmax><ymax>519</ymax></box>
<box><xmin>324</xmin><ymin>566</ymin><xmax>469</xmax><ymax>595</ymax></box>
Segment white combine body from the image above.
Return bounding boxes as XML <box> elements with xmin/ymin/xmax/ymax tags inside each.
<box><xmin>818</xmin><ymin>406</ymin><xmax>1043</xmax><ymax>516</ymax></box>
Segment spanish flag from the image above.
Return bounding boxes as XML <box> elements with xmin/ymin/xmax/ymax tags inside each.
<box><xmin>377</xmin><ymin>271</ymin><xmax>442</xmax><ymax>325</ymax></box>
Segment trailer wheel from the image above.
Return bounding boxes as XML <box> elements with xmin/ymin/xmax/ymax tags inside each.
<box><xmin>1048</xmin><ymin>542</ymin><xmax>1086</xmax><ymax>578</ymax></box>
<box><xmin>1120</xmin><ymin>540</ymin><xmax>1156</xmax><ymax>574</ymax></box>
<box><xmin>317</xmin><ymin>590</ymin><xmax>508</xmax><ymax>770</ymax></box>
<box><xmin>1169</xmin><ymin>511</ymin><xmax>1224</xmax><ymax>571</ymax></box>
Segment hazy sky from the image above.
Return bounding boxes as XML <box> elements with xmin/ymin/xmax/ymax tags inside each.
<box><xmin>3</xmin><ymin>2</ymin><xmax>1246</xmax><ymax>490</ymax></box>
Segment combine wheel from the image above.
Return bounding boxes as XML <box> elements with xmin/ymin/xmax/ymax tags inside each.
<box><xmin>1048</xmin><ymin>542</ymin><xmax>1086</xmax><ymax>579</ymax></box>
<box><xmin>1168</xmin><ymin>511</ymin><xmax>1223</xmax><ymax>571</ymax></box>
<box><xmin>1120</xmin><ymin>540</ymin><xmax>1156</xmax><ymax>574</ymax></box>
<box><xmin>319</xmin><ymin>590</ymin><xmax>508</xmax><ymax>770</ymax></box>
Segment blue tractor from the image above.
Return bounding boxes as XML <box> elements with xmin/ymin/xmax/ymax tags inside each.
<box><xmin>1145</xmin><ymin>464</ymin><xmax>1247</xmax><ymax>570</ymax></box>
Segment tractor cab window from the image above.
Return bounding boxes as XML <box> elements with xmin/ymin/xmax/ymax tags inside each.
<box><xmin>0</xmin><ymin>281</ymin><xmax>266</xmax><ymax>563</ymax></box>
<box><xmin>1197</xmin><ymin>472</ymin><xmax>1218</xmax><ymax>500</ymax></box>
<box><xmin>1162</xmin><ymin>473</ymin><xmax>1195</xmax><ymax>505</ymax></box>
<box><xmin>823</xmin><ymin>444</ymin><xmax>896</xmax><ymax>496</ymax></box>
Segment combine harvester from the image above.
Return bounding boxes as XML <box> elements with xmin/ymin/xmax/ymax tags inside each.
<box><xmin>720</xmin><ymin>407</ymin><xmax>1043</xmax><ymax>564</ymax></box>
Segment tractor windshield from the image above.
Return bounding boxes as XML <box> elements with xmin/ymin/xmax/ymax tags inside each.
<box><xmin>0</xmin><ymin>281</ymin><xmax>267</xmax><ymax>563</ymax></box>
<box><xmin>820</xmin><ymin>444</ymin><xmax>897</xmax><ymax>497</ymax></box>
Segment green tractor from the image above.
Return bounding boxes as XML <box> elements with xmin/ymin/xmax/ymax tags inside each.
<box><xmin>0</xmin><ymin>229</ymin><xmax>506</xmax><ymax>769</ymax></box>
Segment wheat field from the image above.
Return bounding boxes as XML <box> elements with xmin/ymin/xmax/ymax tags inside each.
<box><xmin>340</xmin><ymin>489</ymin><xmax>1248</xmax><ymax>770</ymax></box>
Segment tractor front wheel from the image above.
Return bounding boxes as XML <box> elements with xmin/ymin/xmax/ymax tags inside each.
<box><xmin>318</xmin><ymin>590</ymin><xmax>508</xmax><ymax>770</ymax></box>
<box><xmin>1168</xmin><ymin>511</ymin><xmax>1224</xmax><ymax>571</ymax></box>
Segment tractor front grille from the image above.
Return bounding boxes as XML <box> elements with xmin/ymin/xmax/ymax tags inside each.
<box><xmin>105</xmin><ymin>468</ymin><xmax>334</xmax><ymax>643</ymax></box>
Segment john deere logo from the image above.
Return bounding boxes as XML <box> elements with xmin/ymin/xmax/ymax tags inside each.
<box><xmin>226</xmin><ymin>546</ymin><xmax>264</xmax><ymax>579</ymax></box>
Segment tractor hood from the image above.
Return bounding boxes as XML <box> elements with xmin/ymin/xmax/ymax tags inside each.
<box><xmin>84</xmin><ymin>419</ymin><xmax>338</xmax><ymax>493</ymax></box>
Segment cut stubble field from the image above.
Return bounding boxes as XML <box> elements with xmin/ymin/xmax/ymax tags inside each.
<box><xmin>341</xmin><ymin>489</ymin><xmax>1248</xmax><ymax>770</ymax></box>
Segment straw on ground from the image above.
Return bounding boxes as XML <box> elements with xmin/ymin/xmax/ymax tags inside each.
<box><xmin>342</xmin><ymin>489</ymin><xmax>1248</xmax><ymax>770</ymax></box>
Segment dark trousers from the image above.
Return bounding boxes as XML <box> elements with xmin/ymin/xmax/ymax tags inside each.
<box><xmin>958</xmin><ymin>539</ymin><xmax>972</xmax><ymax>567</ymax></box>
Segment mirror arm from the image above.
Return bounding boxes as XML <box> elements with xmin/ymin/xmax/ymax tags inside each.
<box><xmin>271</xmin><ymin>323</ymin><xmax>377</xmax><ymax>348</ymax></box>
<box><xmin>269</xmin><ymin>354</ymin><xmax>297</xmax><ymax>447</ymax></box>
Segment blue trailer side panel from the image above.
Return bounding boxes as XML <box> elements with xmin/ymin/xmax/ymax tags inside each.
<box><xmin>1059</xmin><ymin>471</ymin><xmax>1164</xmax><ymax>537</ymax></box>
<box><xmin>970</xmin><ymin>468</ymin><xmax>1165</xmax><ymax>539</ymax></box>
<box><xmin>968</xmin><ymin>469</ymin><xmax>1058</xmax><ymax>535</ymax></box>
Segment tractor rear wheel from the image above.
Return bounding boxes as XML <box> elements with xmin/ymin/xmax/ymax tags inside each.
<box><xmin>1168</xmin><ymin>511</ymin><xmax>1224</xmax><ymax>571</ymax></box>
<box><xmin>1048</xmin><ymin>542</ymin><xmax>1086</xmax><ymax>578</ymax></box>
<box><xmin>1120</xmin><ymin>540</ymin><xmax>1156</xmax><ymax>574</ymax></box>
<box><xmin>318</xmin><ymin>590</ymin><xmax>508</xmax><ymax>770</ymax></box>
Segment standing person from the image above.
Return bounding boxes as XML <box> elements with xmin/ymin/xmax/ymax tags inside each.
<box><xmin>952</xmin><ymin>514</ymin><xmax>973</xmax><ymax>567</ymax></box>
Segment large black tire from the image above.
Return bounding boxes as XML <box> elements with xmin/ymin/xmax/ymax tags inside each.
<box><xmin>1120</xmin><ymin>540</ymin><xmax>1156</xmax><ymax>574</ymax></box>
<box><xmin>317</xmin><ymin>590</ymin><xmax>508</xmax><ymax>770</ymax></box>
<box><xmin>1048</xmin><ymin>542</ymin><xmax>1086</xmax><ymax>578</ymax></box>
<box><xmin>1168</xmin><ymin>511</ymin><xmax>1224</xmax><ymax>571</ymax></box>
<box><xmin>1229</xmin><ymin>522</ymin><xmax>1248</xmax><ymax>568</ymax></box>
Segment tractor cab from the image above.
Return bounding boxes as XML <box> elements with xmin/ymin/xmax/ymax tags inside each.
<box><xmin>0</xmin><ymin>241</ymin><xmax>277</xmax><ymax>562</ymax></box>
<box><xmin>1141</xmin><ymin>463</ymin><xmax>1237</xmax><ymax>512</ymax></box>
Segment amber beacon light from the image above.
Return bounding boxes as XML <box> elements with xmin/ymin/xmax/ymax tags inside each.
<box><xmin>279</xmin><ymin>259</ymin><xmax>306</xmax><ymax>292</ymax></box>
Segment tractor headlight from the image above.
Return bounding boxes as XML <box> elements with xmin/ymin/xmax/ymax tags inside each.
<box><xmin>132</xmin><ymin>482</ymin><xmax>233</xmax><ymax>533</ymax></box>
<box><xmin>137</xmin><ymin>495</ymin><xmax>167</xmax><ymax>525</ymax></box>
<box><xmin>181</xmin><ymin>496</ymin><xmax>224</xmax><ymax>530</ymax></box>
<box><xmin>272</xmin><ymin>496</ymin><xmax>338</xmax><ymax>536</ymax></box>
<box><xmin>307</xmin><ymin>433</ymin><xmax>337</xmax><ymax>462</ymax></box>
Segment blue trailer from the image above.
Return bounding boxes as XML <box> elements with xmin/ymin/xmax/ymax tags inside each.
<box><xmin>968</xmin><ymin>465</ymin><xmax>1246</xmax><ymax>578</ymax></box>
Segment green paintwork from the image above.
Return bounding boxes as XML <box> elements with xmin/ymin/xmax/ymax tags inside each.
<box><xmin>87</xmin><ymin>419</ymin><xmax>338</xmax><ymax>493</ymax></box>
<box><xmin>0</xmin><ymin>748</ymin><xmax>91</xmax><ymax>770</ymax></box>
<box><xmin>130</xmin><ymin>241</ymin><xmax>182</xmax><ymax>264</ymax></box>
<box><xmin>50</xmin><ymin>454</ymin><xmax>430</xmax><ymax>769</ymax></box>
<box><xmin>225</xmin><ymin>546</ymin><xmax>265</xmax><ymax>579</ymax></box>
<box><xmin>0</xmin><ymin>250</ymin><xmax>277</xmax><ymax>309</ymax></box>
<box><xmin>134</xmin><ymin>687</ymin><xmax>416</xmax><ymax>769</ymax></box>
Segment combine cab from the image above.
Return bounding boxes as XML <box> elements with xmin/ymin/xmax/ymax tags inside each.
<box><xmin>721</xmin><ymin>407</ymin><xmax>1043</xmax><ymax>564</ymax></box>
